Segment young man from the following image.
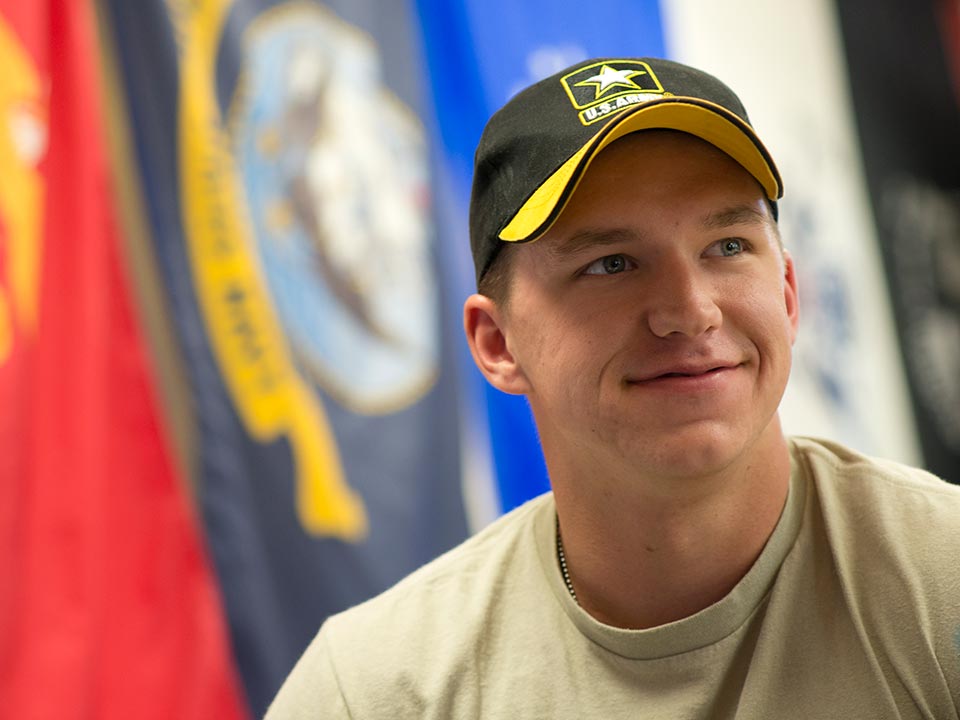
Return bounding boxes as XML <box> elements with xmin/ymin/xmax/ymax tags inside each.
<box><xmin>267</xmin><ymin>57</ymin><xmax>960</xmax><ymax>719</ymax></box>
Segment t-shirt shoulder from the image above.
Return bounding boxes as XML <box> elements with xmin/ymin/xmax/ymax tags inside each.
<box><xmin>789</xmin><ymin>434</ymin><xmax>960</xmax><ymax>588</ymax></box>
<box><xmin>787</xmin><ymin>436</ymin><xmax>960</xmax><ymax>702</ymax></box>
<box><xmin>314</xmin><ymin>492</ymin><xmax>555</xmax><ymax>714</ymax></box>
<box><xmin>790</xmin><ymin>435</ymin><xmax>960</xmax><ymax>500</ymax></box>
<box><xmin>325</xmin><ymin>491</ymin><xmax>553</xmax><ymax>630</ymax></box>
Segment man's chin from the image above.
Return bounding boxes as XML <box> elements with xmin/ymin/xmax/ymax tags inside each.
<box><xmin>615</xmin><ymin>424</ymin><xmax>751</xmax><ymax>482</ymax></box>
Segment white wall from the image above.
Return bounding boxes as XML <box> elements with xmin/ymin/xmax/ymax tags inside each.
<box><xmin>661</xmin><ymin>0</ymin><xmax>922</xmax><ymax>464</ymax></box>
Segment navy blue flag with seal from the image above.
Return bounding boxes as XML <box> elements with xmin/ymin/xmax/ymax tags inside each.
<box><xmin>99</xmin><ymin>0</ymin><xmax>469</xmax><ymax>714</ymax></box>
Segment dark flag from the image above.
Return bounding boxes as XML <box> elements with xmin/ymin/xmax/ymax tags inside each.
<box><xmin>835</xmin><ymin>0</ymin><xmax>960</xmax><ymax>483</ymax></box>
<box><xmin>98</xmin><ymin>0</ymin><xmax>470</xmax><ymax>714</ymax></box>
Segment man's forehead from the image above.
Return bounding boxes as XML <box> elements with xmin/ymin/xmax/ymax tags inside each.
<box><xmin>536</xmin><ymin>202</ymin><xmax>773</xmax><ymax>257</ymax></box>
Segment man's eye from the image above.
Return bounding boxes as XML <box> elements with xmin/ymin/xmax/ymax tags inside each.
<box><xmin>722</xmin><ymin>239</ymin><xmax>743</xmax><ymax>256</ymax></box>
<box><xmin>583</xmin><ymin>254</ymin><xmax>633</xmax><ymax>275</ymax></box>
<box><xmin>707</xmin><ymin>238</ymin><xmax>746</xmax><ymax>257</ymax></box>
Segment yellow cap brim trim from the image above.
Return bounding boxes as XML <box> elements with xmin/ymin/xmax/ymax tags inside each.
<box><xmin>498</xmin><ymin>100</ymin><xmax>781</xmax><ymax>242</ymax></box>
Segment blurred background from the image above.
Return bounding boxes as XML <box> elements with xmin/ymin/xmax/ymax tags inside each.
<box><xmin>1</xmin><ymin>0</ymin><xmax>957</xmax><ymax>716</ymax></box>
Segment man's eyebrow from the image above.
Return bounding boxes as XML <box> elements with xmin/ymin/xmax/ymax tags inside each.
<box><xmin>541</xmin><ymin>227</ymin><xmax>640</xmax><ymax>261</ymax></box>
<box><xmin>701</xmin><ymin>204</ymin><xmax>770</xmax><ymax>230</ymax></box>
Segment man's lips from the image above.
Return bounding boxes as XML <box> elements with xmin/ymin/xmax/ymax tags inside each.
<box><xmin>626</xmin><ymin>362</ymin><xmax>742</xmax><ymax>387</ymax></box>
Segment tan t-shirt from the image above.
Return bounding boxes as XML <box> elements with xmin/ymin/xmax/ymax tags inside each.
<box><xmin>266</xmin><ymin>437</ymin><xmax>960</xmax><ymax>719</ymax></box>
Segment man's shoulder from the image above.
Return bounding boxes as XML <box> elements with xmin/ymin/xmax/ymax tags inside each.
<box><xmin>324</xmin><ymin>490</ymin><xmax>554</xmax><ymax>648</ymax></box>
<box><xmin>280</xmin><ymin>492</ymin><xmax>556</xmax><ymax>717</ymax></box>
<box><xmin>790</xmin><ymin>435</ymin><xmax>960</xmax><ymax>507</ymax></box>
<box><xmin>790</xmin><ymin>435</ymin><xmax>960</xmax><ymax>546</ymax></box>
<box><xmin>785</xmin><ymin>437</ymin><xmax>960</xmax><ymax>703</ymax></box>
<box><xmin>789</xmin><ymin>435</ymin><xmax>960</xmax><ymax>589</ymax></box>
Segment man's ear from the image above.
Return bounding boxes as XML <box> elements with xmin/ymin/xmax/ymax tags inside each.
<box><xmin>783</xmin><ymin>250</ymin><xmax>800</xmax><ymax>344</ymax></box>
<box><xmin>463</xmin><ymin>294</ymin><xmax>531</xmax><ymax>395</ymax></box>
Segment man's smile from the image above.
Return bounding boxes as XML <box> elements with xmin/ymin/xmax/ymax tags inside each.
<box><xmin>626</xmin><ymin>362</ymin><xmax>744</xmax><ymax>391</ymax></box>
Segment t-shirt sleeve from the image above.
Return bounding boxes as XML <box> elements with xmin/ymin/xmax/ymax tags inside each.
<box><xmin>264</xmin><ymin>628</ymin><xmax>352</xmax><ymax>720</ymax></box>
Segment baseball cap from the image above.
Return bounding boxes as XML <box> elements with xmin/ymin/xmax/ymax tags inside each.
<box><xmin>469</xmin><ymin>57</ymin><xmax>783</xmax><ymax>283</ymax></box>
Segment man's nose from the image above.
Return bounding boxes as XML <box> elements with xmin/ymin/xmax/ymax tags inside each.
<box><xmin>645</xmin><ymin>263</ymin><xmax>722</xmax><ymax>339</ymax></box>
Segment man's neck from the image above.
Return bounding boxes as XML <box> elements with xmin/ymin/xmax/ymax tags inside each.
<box><xmin>549</xmin><ymin>430</ymin><xmax>792</xmax><ymax>630</ymax></box>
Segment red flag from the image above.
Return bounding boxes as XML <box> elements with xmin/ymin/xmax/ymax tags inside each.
<box><xmin>0</xmin><ymin>1</ymin><xmax>248</xmax><ymax>717</ymax></box>
<box><xmin>940</xmin><ymin>0</ymin><xmax>960</xmax><ymax>107</ymax></box>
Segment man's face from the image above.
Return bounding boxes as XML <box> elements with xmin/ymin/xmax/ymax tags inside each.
<box><xmin>476</xmin><ymin>131</ymin><xmax>799</xmax><ymax>482</ymax></box>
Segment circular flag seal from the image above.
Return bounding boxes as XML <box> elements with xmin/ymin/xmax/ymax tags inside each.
<box><xmin>230</xmin><ymin>4</ymin><xmax>438</xmax><ymax>414</ymax></box>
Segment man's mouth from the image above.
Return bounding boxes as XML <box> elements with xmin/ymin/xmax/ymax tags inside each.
<box><xmin>627</xmin><ymin>364</ymin><xmax>740</xmax><ymax>386</ymax></box>
<box><xmin>656</xmin><ymin>367</ymin><xmax>723</xmax><ymax>379</ymax></box>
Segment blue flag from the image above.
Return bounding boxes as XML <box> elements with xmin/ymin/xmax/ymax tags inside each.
<box><xmin>417</xmin><ymin>0</ymin><xmax>667</xmax><ymax>511</ymax></box>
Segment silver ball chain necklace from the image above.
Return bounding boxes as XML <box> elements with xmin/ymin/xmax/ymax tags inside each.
<box><xmin>555</xmin><ymin>519</ymin><xmax>579</xmax><ymax>605</ymax></box>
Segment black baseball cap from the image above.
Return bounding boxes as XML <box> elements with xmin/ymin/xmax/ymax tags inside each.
<box><xmin>469</xmin><ymin>57</ymin><xmax>783</xmax><ymax>283</ymax></box>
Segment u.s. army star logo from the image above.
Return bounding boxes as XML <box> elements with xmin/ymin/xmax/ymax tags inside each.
<box><xmin>561</xmin><ymin>60</ymin><xmax>667</xmax><ymax>125</ymax></box>
<box><xmin>575</xmin><ymin>65</ymin><xmax>648</xmax><ymax>98</ymax></box>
